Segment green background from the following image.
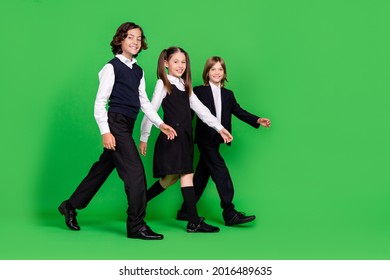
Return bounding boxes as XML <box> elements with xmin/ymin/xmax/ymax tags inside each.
<box><xmin>1</xmin><ymin>0</ymin><xmax>389</xmax><ymax>260</ymax></box>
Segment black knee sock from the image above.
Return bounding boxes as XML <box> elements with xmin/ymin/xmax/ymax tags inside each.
<box><xmin>146</xmin><ymin>180</ymin><xmax>166</xmax><ymax>201</ymax></box>
<box><xmin>181</xmin><ymin>186</ymin><xmax>200</xmax><ymax>224</ymax></box>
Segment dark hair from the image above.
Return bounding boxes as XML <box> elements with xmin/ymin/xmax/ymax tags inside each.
<box><xmin>157</xmin><ymin>46</ymin><xmax>192</xmax><ymax>95</ymax></box>
<box><xmin>202</xmin><ymin>56</ymin><xmax>228</xmax><ymax>87</ymax></box>
<box><xmin>110</xmin><ymin>22</ymin><xmax>148</xmax><ymax>56</ymax></box>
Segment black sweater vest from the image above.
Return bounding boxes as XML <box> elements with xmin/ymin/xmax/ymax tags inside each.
<box><xmin>108</xmin><ymin>57</ymin><xmax>143</xmax><ymax>119</ymax></box>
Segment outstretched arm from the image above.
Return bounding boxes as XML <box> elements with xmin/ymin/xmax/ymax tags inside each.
<box><xmin>257</xmin><ymin>117</ymin><xmax>271</xmax><ymax>128</ymax></box>
<box><xmin>190</xmin><ymin>92</ymin><xmax>233</xmax><ymax>143</ymax></box>
<box><xmin>189</xmin><ymin>92</ymin><xmax>224</xmax><ymax>131</ymax></box>
<box><xmin>229</xmin><ymin>92</ymin><xmax>263</xmax><ymax>128</ymax></box>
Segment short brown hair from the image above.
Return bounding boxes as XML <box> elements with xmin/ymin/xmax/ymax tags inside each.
<box><xmin>110</xmin><ymin>22</ymin><xmax>148</xmax><ymax>56</ymax></box>
<box><xmin>202</xmin><ymin>56</ymin><xmax>228</xmax><ymax>87</ymax></box>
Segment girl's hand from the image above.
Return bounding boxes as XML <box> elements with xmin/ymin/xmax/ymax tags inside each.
<box><xmin>159</xmin><ymin>123</ymin><xmax>177</xmax><ymax>140</ymax></box>
<box><xmin>102</xmin><ymin>133</ymin><xmax>116</xmax><ymax>150</ymax></box>
<box><xmin>139</xmin><ymin>141</ymin><xmax>147</xmax><ymax>156</ymax></box>
<box><xmin>258</xmin><ymin>118</ymin><xmax>271</xmax><ymax>128</ymax></box>
<box><xmin>219</xmin><ymin>128</ymin><xmax>233</xmax><ymax>143</ymax></box>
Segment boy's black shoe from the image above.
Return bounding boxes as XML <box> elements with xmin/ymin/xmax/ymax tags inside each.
<box><xmin>225</xmin><ymin>212</ymin><xmax>256</xmax><ymax>226</ymax></box>
<box><xmin>127</xmin><ymin>225</ymin><xmax>164</xmax><ymax>240</ymax></box>
<box><xmin>187</xmin><ymin>218</ymin><xmax>220</xmax><ymax>233</ymax></box>
<box><xmin>58</xmin><ymin>201</ymin><xmax>80</xmax><ymax>231</ymax></box>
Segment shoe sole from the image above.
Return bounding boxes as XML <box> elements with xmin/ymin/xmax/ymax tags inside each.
<box><xmin>187</xmin><ymin>229</ymin><xmax>220</xmax><ymax>233</ymax></box>
<box><xmin>127</xmin><ymin>235</ymin><xmax>164</xmax><ymax>240</ymax></box>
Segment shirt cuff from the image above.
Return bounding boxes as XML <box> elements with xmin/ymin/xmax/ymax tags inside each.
<box><xmin>140</xmin><ymin>134</ymin><xmax>149</xmax><ymax>143</ymax></box>
<box><xmin>98</xmin><ymin>123</ymin><xmax>110</xmax><ymax>135</ymax></box>
<box><xmin>155</xmin><ymin>119</ymin><xmax>163</xmax><ymax>128</ymax></box>
<box><xmin>215</xmin><ymin>123</ymin><xmax>224</xmax><ymax>132</ymax></box>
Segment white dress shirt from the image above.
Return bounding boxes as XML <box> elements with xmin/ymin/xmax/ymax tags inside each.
<box><xmin>210</xmin><ymin>82</ymin><xmax>222</xmax><ymax>123</ymax></box>
<box><xmin>94</xmin><ymin>54</ymin><xmax>163</xmax><ymax>135</ymax></box>
<box><xmin>140</xmin><ymin>74</ymin><xmax>224</xmax><ymax>142</ymax></box>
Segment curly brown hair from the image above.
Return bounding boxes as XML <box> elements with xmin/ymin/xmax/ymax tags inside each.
<box><xmin>110</xmin><ymin>22</ymin><xmax>148</xmax><ymax>56</ymax></box>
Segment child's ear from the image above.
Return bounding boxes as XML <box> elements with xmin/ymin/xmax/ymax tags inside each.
<box><xmin>164</xmin><ymin>60</ymin><xmax>168</xmax><ymax>68</ymax></box>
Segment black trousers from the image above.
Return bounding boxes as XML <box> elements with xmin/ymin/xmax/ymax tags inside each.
<box><xmin>68</xmin><ymin>112</ymin><xmax>147</xmax><ymax>234</ymax></box>
<box><xmin>192</xmin><ymin>143</ymin><xmax>236</xmax><ymax>220</ymax></box>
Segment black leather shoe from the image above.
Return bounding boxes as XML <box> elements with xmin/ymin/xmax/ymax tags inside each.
<box><xmin>127</xmin><ymin>225</ymin><xmax>164</xmax><ymax>240</ymax></box>
<box><xmin>225</xmin><ymin>212</ymin><xmax>256</xmax><ymax>226</ymax></box>
<box><xmin>187</xmin><ymin>218</ymin><xmax>220</xmax><ymax>233</ymax></box>
<box><xmin>58</xmin><ymin>201</ymin><xmax>80</xmax><ymax>231</ymax></box>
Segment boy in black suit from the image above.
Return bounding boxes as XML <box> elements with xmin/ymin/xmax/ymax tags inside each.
<box><xmin>177</xmin><ymin>56</ymin><xmax>271</xmax><ymax>226</ymax></box>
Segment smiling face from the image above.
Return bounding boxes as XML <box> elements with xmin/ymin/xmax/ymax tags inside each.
<box><xmin>120</xmin><ymin>28</ymin><xmax>142</xmax><ymax>59</ymax></box>
<box><xmin>208</xmin><ymin>62</ymin><xmax>225</xmax><ymax>86</ymax></box>
<box><xmin>165</xmin><ymin>51</ymin><xmax>187</xmax><ymax>78</ymax></box>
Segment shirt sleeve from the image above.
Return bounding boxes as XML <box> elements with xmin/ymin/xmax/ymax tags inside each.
<box><xmin>189</xmin><ymin>91</ymin><xmax>224</xmax><ymax>132</ymax></box>
<box><xmin>94</xmin><ymin>64</ymin><xmax>114</xmax><ymax>135</ymax></box>
<box><xmin>140</xmin><ymin>79</ymin><xmax>167</xmax><ymax>142</ymax></box>
<box><xmin>139</xmin><ymin>72</ymin><xmax>164</xmax><ymax>128</ymax></box>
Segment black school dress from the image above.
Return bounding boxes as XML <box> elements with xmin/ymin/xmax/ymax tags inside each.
<box><xmin>153</xmin><ymin>84</ymin><xmax>194</xmax><ymax>178</ymax></box>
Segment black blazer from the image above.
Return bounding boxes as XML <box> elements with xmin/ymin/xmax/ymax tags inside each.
<box><xmin>193</xmin><ymin>85</ymin><xmax>260</xmax><ymax>145</ymax></box>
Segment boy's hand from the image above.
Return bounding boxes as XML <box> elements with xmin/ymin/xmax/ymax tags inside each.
<box><xmin>159</xmin><ymin>123</ymin><xmax>177</xmax><ymax>140</ymax></box>
<box><xmin>219</xmin><ymin>128</ymin><xmax>233</xmax><ymax>143</ymax></box>
<box><xmin>258</xmin><ymin>118</ymin><xmax>271</xmax><ymax>128</ymax></box>
<box><xmin>139</xmin><ymin>141</ymin><xmax>147</xmax><ymax>156</ymax></box>
<box><xmin>102</xmin><ymin>133</ymin><xmax>116</xmax><ymax>150</ymax></box>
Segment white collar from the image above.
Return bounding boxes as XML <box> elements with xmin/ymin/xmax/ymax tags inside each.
<box><xmin>167</xmin><ymin>74</ymin><xmax>184</xmax><ymax>85</ymax></box>
<box><xmin>116</xmin><ymin>54</ymin><xmax>137</xmax><ymax>65</ymax></box>
<box><xmin>209</xmin><ymin>82</ymin><xmax>221</xmax><ymax>90</ymax></box>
